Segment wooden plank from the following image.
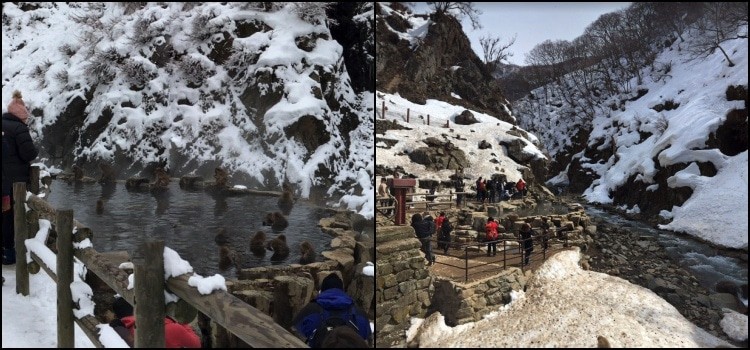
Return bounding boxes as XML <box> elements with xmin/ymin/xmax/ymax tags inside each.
<box><xmin>166</xmin><ymin>274</ymin><xmax>308</xmax><ymax>348</ymax></box>
<box><xmin>13</xmin><ymin>182</ymin><xmax>30</xmax><ymax>296</ymax></box>
<box><xmin>74</xmin><ymin>248</ymin><xmax>134</xmax><ymax>305</ymax></box>
<box><xmin>30</xmin><ymin>251</ymin><xmax>104</xmax><ymax>348</ymax></box>
<box><xmin>26</xmin><ymin>194</ymin><xmax>92</xmax><ymax>242</ymax></box>
<box><xmin>57</xmin><ymin>209</ymin><xmax>75</xmax><ymax>348</ymax></box>
<box><xmin>134</xmin><ymin>240</ymin><xmax>166</xmax><ymax>348</ymax></box>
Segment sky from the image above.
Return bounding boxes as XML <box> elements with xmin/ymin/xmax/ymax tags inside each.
<box><xmin>1</xmin><ymin>218</ymin><xmax>375</xmax><ymax>347</ymax></box>
<box><xmin>1</xmin><ymin>2</ymin><xmax>375</xmax><ymax>219</ymax></box>
<box><xmin>376</xmin><ymin>7</ymin><xmax>747</xmax><ymax>345</ymax></box>
<box><xmin>411</xmin><ymin>2</ymin><xmax>631</xmax><ymax>66</ymax></box>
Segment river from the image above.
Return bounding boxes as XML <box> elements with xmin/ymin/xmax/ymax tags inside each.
<box><xmin>512</xmin><ymin>199</ymin><xmax>747</xmax><ymax>293</ymax></box>
<box><xmin>44</xmin><ymin>179</ymin><xmax>336</xmax><ymax>278</ymax></box>
<box><xmin>583</xmin><ymin>205</ymin><xmax>748</xmax><ymax>294</ymax></box>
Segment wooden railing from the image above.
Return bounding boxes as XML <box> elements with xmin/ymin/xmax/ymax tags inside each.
<box><xmin>12</xmin><ymin>177</ymin><xmax>308</xmax><ymax>348</ymax></box>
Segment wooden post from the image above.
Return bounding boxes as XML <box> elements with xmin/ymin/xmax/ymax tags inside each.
<box><xmin>134</xmin><ymin>240</ymin><xmax>166</xmax><ymax>348</ymax></box>
<box><xmin>503</xmin><ymin>239</ymin><xmax>507</xmax><ymax>269</ymax></box>
<box><xmin>29</xmin><ymin>166</ymin><xmax>40</xmax><ymax>195</ymax></box>
<box><xmin>446</xmin><ymin>120</ymin><xmax>450</xmax><ymax>128</ymax></box>
<box><xmin>381</xmin><ymin>101</ymin><xmax>385</xmax><ymax>119</ymax></box>
<box><xmin>427</xmin><ymin>114</ymin><xmax>430</xmax><ymax>125</ymax></box>
<box><xmin>56</xmin><ymin>209</ymin><xmax>75</xmax><ymax>348</ymax></box>
<box><xmin>13</xmin><ymin>182</ymin><xmax>30</xmax><ymax>296</ymax></box>
<box><xmin>464</xmin><ymin>246</ymin><xmax>468</xmax><ymax>283</ymax></box>
<box><xmin>406</xmin><ymin>108</ymin><xmax>410</xmax><ymax>123</ymax></box>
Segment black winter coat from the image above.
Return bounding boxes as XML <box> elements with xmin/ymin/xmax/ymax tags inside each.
<box><xmin>2</xmin><ymin>113</ymin><xmax>38</xmax><ymax>184</ymax></box>
<box><xmin>412</xmin><ymin>219</ymin><xmax>433</xmax><ymax>239</ymax></box>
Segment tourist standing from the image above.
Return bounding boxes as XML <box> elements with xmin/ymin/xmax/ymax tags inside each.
<box><xmin>2</xmin><ymin>91</ymin><xmax>38</xmax><ymax>265</ymax></box>
<box><xmin>485</xmin><ymin>217</ymin><xmax>499</xmax><ymax>257</ymax></box>
<box><xmin>520</xmin><ymin>223</ymin><xmax>534</xmax><ymax>266</ymax></box>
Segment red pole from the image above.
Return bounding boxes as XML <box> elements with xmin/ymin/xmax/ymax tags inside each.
<box><xmin>395</xmin><ymin>188</ymin><xmax>407</xmax><ymax>225</ymax></box>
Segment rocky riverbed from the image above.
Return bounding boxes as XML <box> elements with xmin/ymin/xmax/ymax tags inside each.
<box><xmin>582</xmin><ymin>212</ymin><xmax>747</xmax><ymax>346</ymax></box>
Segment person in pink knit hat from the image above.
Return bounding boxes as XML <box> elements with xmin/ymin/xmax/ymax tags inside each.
<box><xmin>2</xmin><ymin>90</ymin><xmax>38</xmax><ymax>265</ymax></box>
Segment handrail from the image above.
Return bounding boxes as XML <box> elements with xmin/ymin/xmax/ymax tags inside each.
<box><xmin>432</xmin><ymin>228</ymin><xmax>570</xmax><ymax>282</ymax></box>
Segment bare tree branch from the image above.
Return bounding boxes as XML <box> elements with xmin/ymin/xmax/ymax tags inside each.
<box><xmin>480</xmin><ymin>33</ymin><xmax>516</xmax><ymax>68</ymax></box>
<box><xmin>426</xmin><ymin>2</ymin><xmax>482</xmax><ymax>30</ymax></box>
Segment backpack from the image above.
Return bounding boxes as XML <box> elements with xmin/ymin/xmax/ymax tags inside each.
<box><xmin>307</xmin><ymin>305</ymin><xmax>361</xmax><ymax>348</ymax></box>
<box><xmin>485</xmin><ymin>222</ymin><xmax>498</xmax><ymax>241</ymax></box>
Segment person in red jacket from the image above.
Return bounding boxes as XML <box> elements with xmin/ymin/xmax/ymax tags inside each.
<box><xmin>110</xmin><ymin>296</ymin><xmax>201</xmax><ymax>348</ymax></box>
<box><xmin>485</xmin><ymin>217</ymin><xmax>499</xmax><ymax>257</ymax></box>
<box><xmin>516</xmin><ymin>178</ymin><xmax>527</xmax><ymax>197</ymax></box>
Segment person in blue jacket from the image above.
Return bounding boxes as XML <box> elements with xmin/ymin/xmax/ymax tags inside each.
<box><xmin>292</xmin><ymin>273</ymin><xmax>371</xmax><ymax>348</ymax></box>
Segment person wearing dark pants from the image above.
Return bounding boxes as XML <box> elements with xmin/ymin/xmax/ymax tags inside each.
<box><xmin>2</xmin><ymin>91</ymin><xmax>38</xmax><ymax>265</ymax></box>
<box><xmin>412</xmin><ymin>213</ymin><xmax>435</xmax><ymax>265</ymax></box>
<box><xmin>485</xmin><ymin>217</ymin><xmax>499</xmax><ymax>257</ymax></box>
<box><xmin>520</xmin><ymin>223</ymin><xmax>534</xmax><ymax>266</ymax></box>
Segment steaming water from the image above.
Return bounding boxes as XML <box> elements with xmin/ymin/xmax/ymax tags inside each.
<box><xmin>584</xmin><ymin>206</ymin><xmax>747</xmax><ymax>293</ymax></box>
<box><xmin>44</xmin><ymin>180</ymin><xmax>338</xmax><ymax>278</ymax></box>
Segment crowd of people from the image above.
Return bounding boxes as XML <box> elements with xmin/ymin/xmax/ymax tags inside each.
<box><xmin>377</xmin><ymin>169</ymin><xmax>530</xmax><ymax>213</ymax></box>
<box><xmin>469</xmin><ymin>176</ymin><xmax>527</xmax><ymax>204</ymax></box>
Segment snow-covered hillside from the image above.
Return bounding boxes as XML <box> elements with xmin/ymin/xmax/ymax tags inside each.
<box><xmin>514</xmin><ymin>25</ymin><xmax>748</xmax><ymax>249</ymax></box>
<box><xmin>2</xmin><ymin>2</ymin><xmax>374</xmax><ymax>217</ymax></box>
<box><xmin>376</xmin><ymin>92</ymin><xmax>546</xmax><ymax>190</ymax></box>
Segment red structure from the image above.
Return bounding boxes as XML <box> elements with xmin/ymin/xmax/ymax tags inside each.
<box><xmin>389</xmin><ymin>178</ymin><xmax>416</xmax><ymax>225</ymax></box>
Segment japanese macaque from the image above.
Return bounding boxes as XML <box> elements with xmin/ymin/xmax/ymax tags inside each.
<box><xmin>298</xmin><ymin>241</ymin><xmax>316</xmax><ymax>265</ymax></box>
<box><xmin>73</xmin><ymin>165</ymin><xmax>84</xmax><ymax>182</ymax></box>
<box><xmin>214</xmin><ymin>167</ymin><xmax>229</xmax><ymax>188</ymax></box>
<box><xmin>277</xmin><ymin>190</ymin><xmax>294</xmax><ymax>215</ymax></box>
<box><xmin>250</xmin><ymin>231</ymin><xmax>267</xmax><ymax>256</ymax></box>
<box><xmin>150</xmin><ymin>167</ymin><xmax>171</xmax><ymax>191</ymax></box>
<box><xmin>265</xmin><ymin>234</ymin><xmax>289</xmax><ymax>261</ymax></box>
<box><xmin>99</xmin><ymin>163</ymin><xmax>116</xmax><ymax>185</ymax></box>
<box><xmin>262</xmin><ymin>212</ymin><xmax>289</xmax><ymax>231</ymax></box>
<box><xmin>218</xmin><ymin>245</ymin><xmax>239</xmax><ymax>271</ymax></box>
<box><xmin>214</xmin><ymin>228</ymin><xmax>229</xmax><ymax>246</ymax></box>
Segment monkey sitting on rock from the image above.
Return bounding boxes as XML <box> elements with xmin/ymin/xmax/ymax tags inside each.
<box><xmin>98</xmin><ymin>163</ymin><xmax>116</xmax><ymax>185</ymax></box>
<box><xmin>149</xmin><ymin>167</ymin><xmax>171</xmax><ymax>192</ymax></box>
<box><xmin>298</xmin><ymin>241</ymin><xmax>316</xmax><ymax>265</ymax></box>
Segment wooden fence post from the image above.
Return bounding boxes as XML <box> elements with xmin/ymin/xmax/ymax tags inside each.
<box><xmin>13</xmin><ymin>182</ymin><xmax>30</xmax><ymax>296</ymax></box>
<box><xmin>427</xmin><ymin>114</ymin><xmax>430</xmax><ymax>125</ymax></box>
<box><xmin>446</xmin><ymin>120</ymin><xmax>450</xmax><ymax>128</ymax></box>
<box><xmin>406</xmin><ymin>108</ymin><xmax>410</xmax><ymax>123</ymax></box>
<box><xmin>56</xmin><ymin>209</ymin><xmax>75</xmax><ymax>348</ymax></box>
<box><xmin>134</xmin><ymin>240</ymin><xmax>166</xmax><ymax>348</ymax></box>
<box><xmin>29</xmin><ymin>166</ymin><xmax>40</xmax><ymax>195</ymax></box>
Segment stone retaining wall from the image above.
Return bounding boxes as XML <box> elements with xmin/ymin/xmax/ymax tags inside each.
<box><xmin>431</xmin><ymin>268</ymin><xmax>528</xmax><ymax>326</ymax></box>
<box><xmin>207</xmin><ymin>210</ymin><xmax>375</xmax><ymax>347</ymax></box>
<box><xmin>375</xmin><ymin>225</ymin><xmax>433</xmax><ymax>347</ymax></box>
